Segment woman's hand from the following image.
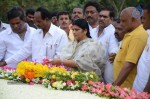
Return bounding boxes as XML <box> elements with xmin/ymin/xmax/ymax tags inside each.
<box><xmin>0</xmin><ymin>61</ymin><xmax>7</xmax><ymax>67</ymax></box>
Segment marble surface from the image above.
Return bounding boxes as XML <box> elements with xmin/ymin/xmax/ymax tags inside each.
<box><xmin>0</xmin><ymin>79</ymin><xmax>106</xmax><ymax>99</ymax></box>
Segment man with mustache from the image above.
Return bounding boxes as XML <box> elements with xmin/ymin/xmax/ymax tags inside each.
<box><xmin>0</xmin><ymin>6</ymin><xmax>36</xmax><ymax>68</ymax></box>
<box><xmin>113</xmin><ymin>19</ymin><xmax>125</xmax><ymax>43</ymax></box>
<box><xmin>92</xmin><ymin>7</ymin><xmax>119</xmax><ymax>84</ymax></box>
<box><xmin>109</xmin><ymin>18</ymin><xmax>125</xmax><ymax>70</ymax></box>
<box><xmin>25</xmin><ymin>8</ymin><xmax>38</xmax><ymax>29</ymax></box>
<box><xmin>133</xmin><ymin>4</ymin><xmax>150</xmax><ymax>93</ymax></box>
<box><xmin>83</xmin><ymin>1</ymin><xmax>101</xmax><ymax>36</ymax></box>
<box><xmin>113</xmin><ymin>7</ymin><xmax>148</xmax><ymax>89</ymax></box>
<box><xmin>57</xmin><ymin>11</ymin><xmax>74</xmax><ymax>41</ymax></box>
<box><xmin>71</xmin><ymin>6</ymin><xmax>84</xmax><ymax>21</ymax></box>
<box><xmin>0</xmin><ymin>7</ymin><xmax>68</xmax><ymax>67</ymax></box>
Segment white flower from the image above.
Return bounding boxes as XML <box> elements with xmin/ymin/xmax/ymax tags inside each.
<box><xmin>48</xmin><ymin>83</ymin><xmax>52</xmax><ymax>89</ymax></box>
<box><xmin>32</xmin><ymin>78</ymin><xmax>40</xmax><ymax>83</ymax></box>
<box><xmin>5</xmin><ymin>73</ymin><xmax>9</xmax><ymax>77</ymax></box>
<box><xmin>0</xmin><ymin>72</ymin><xmax>5</xmax><ymax>78</ymax></box>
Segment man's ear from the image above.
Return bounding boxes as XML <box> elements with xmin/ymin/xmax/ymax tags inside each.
<box><xmin>84</xmin><ymin>29</ymin><xmax>87</xmax><ymax>35</ymax></box>
<box><xmin>45</xmin><ymin>17</ymin><xmax>50</xmax><ymax>21</ymax></box>
<box><xmin>110</xmin><ymin>17</ymin><xmax>114</xmax><ymax>21</ymax></box>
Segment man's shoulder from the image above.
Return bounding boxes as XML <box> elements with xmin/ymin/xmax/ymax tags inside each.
<box><xmin>51</xmin><ymin>24</ymin><xmax>66</xmax><ymax>36</ymax></box>
<box><xmin>0</xmin><ymin>27</ymin><xmax>11</xmax><ymax>36</ymax></box>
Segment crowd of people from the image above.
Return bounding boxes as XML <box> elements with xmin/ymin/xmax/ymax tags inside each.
<box><xmin>0</xmin><ymin>1</ymin><xmax>149</xmax><ymax>93</ymax></box>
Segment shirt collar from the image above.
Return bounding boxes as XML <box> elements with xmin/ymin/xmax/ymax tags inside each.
<box><xmin>125</xmin><ymin>25</ymin><xmax>143</xmax><ymax>36</ymax></box>
<box><xmin>8</xmin><ymin>23</ymin><xmax>30</xmax><ymax>35</ymax></box>
<box><xmin>103</xmin><ymin>24</ymin><xmax>114</xmax><ymax>32</ymax></box>
<box><xmin>88</xmin><ymin>24</ymin><xmax>99</xmax><ymax>29</ymax></box>
<box><xmin>99</xmin><ymin>24</ymin><xmax>114</xmax><ymax>36</ymax></box>
<box><xmin>0</xmin><ymin>21</ymin><xmax>7</xmax><ymax>30</ymax></box>
<box><xmin>39</xmin><ymin>23</ymin><xmax>55</xmax><ymax>37</ymax></box>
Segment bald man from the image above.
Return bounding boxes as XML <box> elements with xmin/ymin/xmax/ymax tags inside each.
<box><xmin>113</xmin><ymin>7</ymin><xmax>148</xmax><ymax>89</ymax></box>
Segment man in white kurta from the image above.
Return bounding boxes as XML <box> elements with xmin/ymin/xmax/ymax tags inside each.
<box><xmin>0</xmin><ymin>7</ymin><xmax>68</xmax><ymax>67</ymax></box>
<box><xmin>0</xmin><ymin>7</ymin><xmax>36</xmax><ymax>68</ymax></box>
<box><xmin>91</xmin><ymin>8</ymin><xmax>119</xmax><ymax>84</ymax></box>
<box><xmin>0</xmin><ymin>24</ymin><xmax>35</xmax><ymax>68</ymax></box>
<box><xmin>132</xmin><ymin>4</ymin><xmax>150</xmax><ymax>92</ymax></box>
<box><xmin>133</xmin><ymin>30</ymin><xmax>150</xmax><ymax>92</ymax></box>
<box><xmin>4</xmin><ymin>23</ymin><xmax>68</xmax><ymax>65</ymax></box>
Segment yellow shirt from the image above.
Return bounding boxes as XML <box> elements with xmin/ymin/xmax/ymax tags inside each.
<box><xmin>114</xmin><ymin>25</ymin><xmax>148</xmax><ymax>89</ymax></box>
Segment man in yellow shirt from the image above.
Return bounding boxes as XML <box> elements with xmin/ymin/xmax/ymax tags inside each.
<box><xmin>113</xmin><ymin>7</ymin><xmax>148</xmax><ymax>89</ymax></box>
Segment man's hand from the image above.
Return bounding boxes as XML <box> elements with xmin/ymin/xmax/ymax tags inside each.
<box><xmin>0</xmin><ymin>61</ymin><xmax>7</xmax><ymax>67</ymax></box>
<box><xmin>109</xmin><ymin>53</ymin><xmax>116</xmax><ymax>63</ymax></box>
<box><xmin>49</xmin><ymin>59</ymin><xmax>62</xmax><ymax>66</ymax></box>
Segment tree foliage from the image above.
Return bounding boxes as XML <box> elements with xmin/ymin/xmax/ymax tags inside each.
<box><xmin>0</xmin><ymin>0</ymin><xmax>150</xmax><ymax>22</ymax></box>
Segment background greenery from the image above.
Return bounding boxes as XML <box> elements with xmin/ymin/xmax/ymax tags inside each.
<box><xmin>0</xmin><ymin>0</ymin><xmax>150</xmax><ymax>22</ymax></box>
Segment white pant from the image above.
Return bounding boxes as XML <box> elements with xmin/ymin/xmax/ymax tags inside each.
<box><xmin>103</xmin><ymin>61</ymin><xmax>114</xmax><ymax>84</ymax></box>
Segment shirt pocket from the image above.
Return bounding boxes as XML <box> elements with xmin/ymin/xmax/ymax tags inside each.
<box><xmin>46</xmin><ymin>43</ymin><xmax>58</xmax><ymax>58</ymax></box>
<box><xmin>116</xmin><ymin>46</ymin><xmax>126</xmax><ymax>62</ymax></box>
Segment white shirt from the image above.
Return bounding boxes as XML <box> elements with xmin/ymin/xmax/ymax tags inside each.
<box><xmin>91</xmin><ymin>24</ymin><xmax>118</xmax><ymax>56</ymax></box>
<box><xmin>0</xmin><ymin>21</ymin><xmax>10</xmax><ymax>32</ymax></box>
<box><xmin>0</xmin><ymin>24</ymin><xmax>36</xmax><ymax>68</ymax></box>
<box><xmin>89</xmin><ymin>24</ymin><xmax>99</xmax><ymax>38</ymax></box>
<box><xmin>133</xmin><ymin>29</ymin><xmax>150</xmax><ymax>92</ymax></box>
<box><xmin>5</xmin><ymin>23</ymin><xmax>68</xmax><ymax>64</ymax></box>
<box><xmin>90</xmin><ymin>24</ymin><xmax>119</xmax><ymax>83</ymax></box>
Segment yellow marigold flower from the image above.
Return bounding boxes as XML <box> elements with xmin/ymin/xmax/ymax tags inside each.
<box><xmin>13</xmin><ymin>72</ymin><xmax>17</xmax><ymax>76</ymax></box>
<box><xmin>63</xmin><ymin>73</ymin><xmax>66</xmax><ymax>76</ymax></box>
<box><xmin>52</xmin><ymin>75</ymin><xmax>56</xmax><ymax>79</ymax></box>
<box><xmin>26</xmin><ymin>78</ymin><xmax>30</xmax><ymax>82</ymax></box>
<box><xmin>71</xmin><ymin>74</ymin><xmax>75</xmax><ymax>79</ymax></box>
<box><xmin>90</xmin><ymin>75</ymin><xmax>94</xmax><ymax>79</ymax></box>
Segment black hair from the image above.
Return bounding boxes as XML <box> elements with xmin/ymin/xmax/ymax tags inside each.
<box><xmin>143</xmin><ymin>4</ymin><xmax>150</xmax><ymax>13</ymax></box>
<box><xmin>73</xmin><ymin>6</ymin><xmax>83</xmax><ymax>10</ymax></box>
<box><xmin>36</xmin><ymin>7</ymin><xmax>52</xmax><ymax>20</ymax></box>
<box><xmin>83</xmin><ymin>1</ymin><xmax>101</xmax><ymax>13</ymax></box>
<box><xmin>7</xmin><ymin>6</ymin><xmax>25</xmax><ymax>21</ymax></box>
<box><xmin>57</xmin><ymin>11</ymin><xmax>71</xmax><ymax>20</ymax></box>
<box><xmin>26</xmin><ymin>8</ymin><xmax>35</xmax><ymax>15</ymax></box>
<box><xmin>72</xmin><ymin>19</ymin><xmax>91</xmax><ymax>38</ymax></box>
<box><xmin>114</xmin><ymin>18</ymin><xmax>120</xmax><ymax>23</ymax></box>
<box><xmin>101</xmin><ymin>7</ymin><xmax>115</xmax><ymax>18</ymax></box>
<box><xmin>51</xmin><ymin>11</ymin><xmax>58</xmax><ymax>17</ymax></box>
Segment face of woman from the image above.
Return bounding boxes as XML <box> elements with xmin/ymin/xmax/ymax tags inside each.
<box><xmin>72</xmin><ymin>25</ymin><xmax>87</xmax><ymax>42</ymax></box>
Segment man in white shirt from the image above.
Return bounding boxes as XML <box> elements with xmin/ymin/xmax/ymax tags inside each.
<box><xmin>0</xmin><ymin>7</ymin><xmax>68</xmax><ymax>67</ymax></box>
<box><xmin>0</xmin><ymin>7</ymin><xmax>36</xmax><ymax>68</ymax></box>
<box><xmin>83</xmin><ymin>1</ymin><xmax>101</xmax><ymax>35</ymax></box>
<box><xmin>133</xmin><ymin>4</ymin><xmax>150</xmax><ymax>92</ymax></box>
<box><xmin>57</xmin><ymin>11</ymin><xmax>74</xmax><ymax>41</ymax></box>
<box><xmin>93</xmin><ymin>7</ymin><xmax>119</xmax><ymax>84</ymax></box>
<box><xmin>0</xmin><ymin>20</ymin><xmax>10</xmax><ymax>32</ymax></box>
<box><xmin>71</xmin><ymin>6</ymin><xmax>84</xmax><ymax>21</ymax></box>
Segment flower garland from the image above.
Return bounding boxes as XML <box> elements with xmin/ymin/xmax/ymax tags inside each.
<box><xmin>15</xmin><ymin>61</ymin><xmax>68</xmax><ymax>84</ymax></box>
<box><xmin>0</xmin><ymin>61</ymin><xmax>150</xmax><ymax>98</ymax></box>
<box><xmin>81</xmin><ymin>81</ymin><xmax>150</xmax><ymax>98</ymax></box>
<box><xmin>42</xmin><ymin>71</ymin><xmax>100</xmax><ymax>90</ymax></box>
<box><xmin>0</xmin><ymin>66</ymin><xmax>16</xmax><ymax>80</ymax></box>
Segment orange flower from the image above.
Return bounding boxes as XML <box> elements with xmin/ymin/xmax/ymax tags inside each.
<box><xmin>24</xmin><ymin>69</ymin><xmax>35</xmax><ymax>80</ymax></box>
<box><xmin>88</xmin><ymin>80</ymin><xmax>94</xmax><ymax>85</ymax></box>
